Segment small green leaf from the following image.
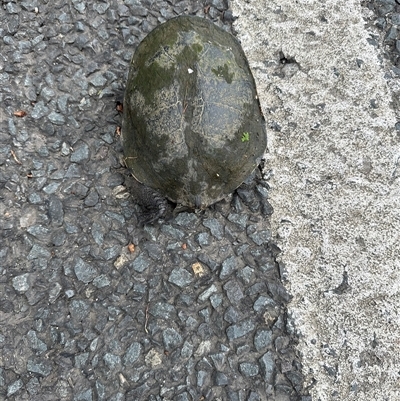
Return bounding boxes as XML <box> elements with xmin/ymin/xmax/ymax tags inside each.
<box><xmin>241</xmin><ymin>132</ymin><xmax>250</xmax><ymax>142</ymax></box>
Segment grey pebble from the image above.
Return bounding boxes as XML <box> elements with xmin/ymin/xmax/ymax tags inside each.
<box><xmin>239</xmin><ymin>362</ymin><xmax>259</xmax><ymax>377</ymax></box>
<box><xmin>214</xmin><ymin>372</ymin><xmax>229</xmax><ymax>386</ymax></box>
<box><xmin>168</xmin><ymin>268</ymin><xmax>193</xmax><ymax>287</ymax></box>
<box><xmin>254</xmin><ymin>329</ymin><xmax>273</xmax><ymax>352</ymax></box>
<box><xmin>195</xmin><ymin>232</ymin><xmax>211</xmax><ymax>247</ymax></box>
<box><xmin>237</xmin><ymin>266</ymin><xmax>254</xmax><ymax>284</ymax></box>
<box><xmin>48</xmin><ymin>111</ymin><xmax>66</xmax><ymax>125</ymax></box>
<box><xmin>181</xmin><ymin>340</ymin><xmax>194</xmax><ymax>358</ymax></box>
<box><xmin>70</xmin><ymin>142</ymin><xmax>90</xmax><ymax>163</ymax></box>
<box><xmin>27</xmin><ymin>358</ymin><xmax>52</xmax><ymax>377</ymax></box>
<box><xmin>227</xmin><ymin>213</ymin><xmax>248</xmax><ymax>229</ymax></box>
<box><xmin>69</xmin><ymin>299</ymin><xmax>90</xmax><ymax>321</ymax></box>
<box><xmin>49</xmin><ymin>282</ymin><xmax>62</xmax><ymax>303</ymax></box>
<box><xmin>248</xmin><ymin>228</ymin><xmax>271</xmax><ymax>245</ymax></box>
<box><xmin>48</xmin><ymin>195</ymin><xmax>64</xmax><ymax>226</ymax></box>
<box><xmin>7</xmin><ymin>379</ymin><xmax>24</xmax><ymax>397</ymax></box>
<box><xmin>223</xmin><ymin>280</ymin><xmax>244</xmax><ymax>304</ymax></box>
<box><xmin>174</xmin><ymin>212</ymin><xmax>198</xmax><ymax>227</ymax></box>
<box><xmin>28</xmin><ymin>244</ymin><xmax>51</xmax><ymax>260</ymax></box>
<box><xmin>259</xmin><ymin>351</ymin><xmax>275</xmax><ymax>384</ymax></box>
<box><xmin>149</xmin><ymin>301</ymin><xmax>176</xmax><ymax>319</ymax></box>
<box><xmin>130</xmin><ymin>253</ymin><xmax>150</xmax><ymax>272</ymax></box>
<box><xmin>210</xmin><ymin>293</ymin><xmax>223</xmax><ymax>308</ymax></box>
<box><xmin>203</xmin><ymin>217</ymin><xmax>224</xmax><ymax>239</ymax></box>
<box><xmin>161</xmin><ymin>224</ymin><xmax>185</xmax><ymax>240</ymax></box>
<box><xmin>162</xmin><ymin>327</ymin><xmax>183</xmax><ymax>350</ymax></box>
<box><xmin>226</xmin><ymin>318</ymin><xmax>256</xmax><ymax>340</ymax></box>
<box><xmin>93</xmin><ymin>274</ymin><xmax>111</xmax><ymax>288</ymax></box>
<box><xmin>103</xmin><ymin>353</ymin><xmax>121</xmax><ymax>370</ymax></box>
<box><xmin>123</xmin><ymin>342</ymin><xmax>142</xmax><ymax>366</ymax></box>
<box><xmin>224</xmin><ymin>306</ymin><xmax>240</xmax><ymax>323</ymax></box>
<box><xmin>12</xmin><ymin>273</ymin><xmax>30</xmax><ymax>292</ymax></box>
<box><xmin>74</xmin><ymin>257</ymin><xmax>98</xmax><ymax>283</ymax></box>
<box><xmin>31</xmin><ymin>101</ymin><xmax>50</xmax><ymax>119</ymax></box>
<box><xmin>220</xmin><ymin>255</ymin><xmax>237</xmax><ymax>279</ymax></box>
<box><xmin>26</xmin><ymin>330</ymin><xmax>48</xmax><ymax>353</ymax></box>
<box><xmin>197</xmin><ymin>370</ymin><xmax>209</xmax><ymax>387</ymax></box>
<box><xmin>198</xmin><ymin>284</ymin><xmax>218</xmax><ymax>302</ymax></box>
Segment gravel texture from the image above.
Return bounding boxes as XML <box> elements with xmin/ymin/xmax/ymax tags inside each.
<box><xmin>0</xmin><ymin>1</ymin><xmax>307</xmax><ymax>400</ymax></box>
<box><xmin>1</xmin><ymin>0</ymin><xmax>396</xmax><ymax>400</ymax></box>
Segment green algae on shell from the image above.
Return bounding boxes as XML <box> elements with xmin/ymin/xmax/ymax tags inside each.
<box><xmin>122</xmin><ymin>15</ymin><xmax>267</xmax><ymax>208</ymax></box>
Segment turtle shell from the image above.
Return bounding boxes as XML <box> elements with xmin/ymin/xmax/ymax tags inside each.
<box><xmin>122</xmin><ymin>15</ymin><xmax>267</xmax><ymax>208</ymax></box>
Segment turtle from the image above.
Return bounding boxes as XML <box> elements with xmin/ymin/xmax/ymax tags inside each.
<box><xmin>122</xmin><ymin>15</ymin><xmax>267</xmax><ymax>223</ymax></box>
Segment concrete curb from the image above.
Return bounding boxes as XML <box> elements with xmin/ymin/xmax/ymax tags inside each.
<box><xmin>232</xmin><ymin>0</ymin><xmax>400</xmax><ymax>399</ymax></box>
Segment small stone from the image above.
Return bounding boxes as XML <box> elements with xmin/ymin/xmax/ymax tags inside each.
<box><xmin>27</xmin><ymin>358</ymin><xmax>52</xmax><ymax>376</ymax></box>
<box><xmin>194</xmin><ymin>340</ymin><xmax>211</xmax><ymax>357</ymax></box>
<box><xmin>224</xmin><ymin>306</ymin><xmax>240</xmax><ymax>323</ymax></box>
<box><xmin>168</xmin><ymin>268</ymin><xmax>193</xmax><ymax>287</ymax></box>
<box><xmin>220</xmin><ymin>256</ymin><xmax>237</xmax><ymax>279</ymax></box>
<box><xmin>26</xmin><ymin>330</ymin><xmax>48</xmax><ymax>353</ymax></box>
<box><xmin>7</xmin><ymin>379</ymin><xmax>23</xmax><ymax>397</ymax></box>
<box><xmin>123</xmin><ymin>342</ymin><xmax>142</xmax><ymax>366</ymax></box>
<box><xmin>203</xmin><ymin>218</ymin><xmax>224</xmax><ymax>239</ymax></box>
<box><xmin>70</xmin><ymin>142</ymin><xmax>90</xmax><ymax>163</ymax></box>
<box><xmin>48</xmin><ymin>111</ymin><xmax>65</xmax><ymax>125</ymax></box>
<box><xmin>69</xmin><ymin>299</ymin><xmax>90</xmax><ymax>321</ymax></box>
<box><xmin>93</xmin><ymin>274</ymin><xmax>111</xmax><ymax>288</ymax></box>
<box><xmin>239</xmin><ymin>362</ymin><xmax>259</xmax><ymax>377</ymax></box>
<box><xmin>176</xmin><ymin>393</ymin><xmax>191</xmax><ymax>401</ymax></box>
<box><xmin>248</xmin><ymin>391</ymin><xmax>261</xmax><ymax>401</ymax></box>
<box><xmin>226</xmin><ymin>319</ymin><xmax>256</xmax><ymax>340</ymax></box>
<box><xmin>26</xmin><ymin>377</ymin><xmax>40</xmax><ymax>395</ymax></box>
<box><xmin>145</xmin><ymin>349</ymin><xmax>163</xmax><ymax>367</ymax></box>
<box><xmin>40</xmin><ymin>86</ymin><xmax>55</xmax><ymax>101</ymax></box>
<box><xmin>198</xmin><ymin>284</ymin><xmax>218</xmax><ymax>302</ymax></box>
<box><xmin>75</xmin><ymin>353</ymin><xmax>89</xmax><ymax>368</ymax></box>
<box><xmin>161</xmin><ymin>224</ymin><xmax>185</xmax><ymax>240</ymax></box>
<box><xmin>49</xmin><ymin>282</ymin><xmax>62</xmax><ymax>303</ymax></box>
<box><xmin>130</xmin><ymin>253</ymin><xmax>150</xmax><ymax>272</ymax></box>
<box><xmin>89</xmin><ymin>73</ymin><xmax>107</xmax><ymax>87</ymax></box>
<box><xmin>162</xmin><ymin>328</ymin><xmax>182</xmax><ymax>350</ymax></box>
<box><xmin>103</xmin><ymin>353</ymin><xmax>121</xmax><ymax>370</ymax></box>
<box><xmin>31</xmin><ymin>100</ymin><xmax>49</xmax><ymax>119</ymax></box>
<box><xmin>259</xmin><ymin>352</ymin><xmax>275</xmax><ymax>384</ymax></box>
<box><xmin>28</xmin><ymin>244</ymin><xmax>51</xmax><ymax>260</ymax></box>
<box><xmin>61</xmin><ymin>142</ymin><xmax>71</xmax><ymax>156</ymax></box>
<box><xmin>210</xmin><ymin>293</ymin><xmax>223</xmax><ymax>308</ymax></box>
<box><xmin>181</xmin><ymin>340</ymin><xmax>194</xmax><ymax>358</ymax></box>
<box><xmin>174</xmin><ymin>212</ymin><xmax>198</xmax><ymax>227</ymax></box>
<box><xmin>74</xmin><ymin>257</ymin><xmax>98</xmax><ymax>283</ymax></box>
<box><xmin>223</xmin><ymin>280</ymin><xmax>244</xmax><ymax>304</ymax></box>
<box><xmin>227</xmin><ymin>213</ymin><xmax>248</xmax><ymax>229</ymax></box>
<box><xmin>213</xmin><ymin>371</ymin><xmax>228</xmax><ymax>386</ymax></box>
<box><xmin>43</xmin><ymin>182</ymin><xmax>60</xmax><ymax>194</ymax></box>
<box><xmin>237</xmin><ymin>266</ymin><xmax>254</xmax><ymax>284</ymax></box>
<box><xmin>12</xmin><ymin>273</ymin><xmax>30</xmax><ymax>292</ymax></box>
<box><xmin>254</xmin><ymin>330</ymin><xmax>273</xmax><ymax>352</ymax></box>
<box><xmin>149</xmin><ymin>302</ymin><xmax>176</xmax><ymax>319</ymax></box>
<box><xmin>197</xmin><ymin>370</ymin><xmax>208</xmax><ymax>387</ymax></box>
<box><xmin>195</xmin><ymin>232</ymin><xmax>211</xmax><ymax>247</ymax></box>
<box><xmin>84</xmin><ymin>188</ymin><xmax>99</xmax><ymax>206</ymax></box>
<box><xmin>51</xmin><ymin>230</ymin><xmax>66</xmax><ymax>247</ymax></box>
<box><xmin>253</xmin><ymin>295</ymin><xmax>276</xmax><ymax>312</ymax></box>
<box><xmin>248</xmin><ymin>229</ymin><xmax>271</xmax><ymax>245</ymax></box>
<box><xmin>48</xmin><ymin>195</ymin><xmax>64</xmax><ymax>226</ymax></box>
<box><xmin>28</xmin><ymin>192</ymin><xmax>42</xmax><ymax>204</ymax></box>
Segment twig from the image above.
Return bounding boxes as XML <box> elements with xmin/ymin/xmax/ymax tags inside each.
<box><xmin>11</xmin><ymin>149</ymin><xmax>22</xmax><ymax>165</ymax></box>
<box><xmin>144</xmin><ymin>304</ymin><xmax>149</xmax><ymax>334</ymax></box>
